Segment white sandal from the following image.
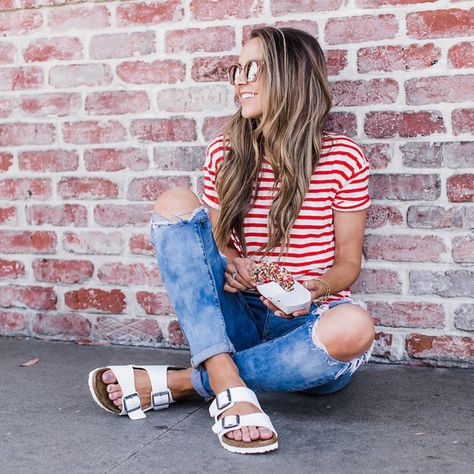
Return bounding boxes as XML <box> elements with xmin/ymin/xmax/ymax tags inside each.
<box><xmin>88</xmin><ymin>365</ymin><xmax>177</xmax><ymax>420</ymax></box>
<box><xmin>209</xmin><ymin>387</ymin><xmax>278</xmax><ymax>454</ymax></box>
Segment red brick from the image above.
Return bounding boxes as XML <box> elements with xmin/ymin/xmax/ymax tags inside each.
<box><xmin>324</xmin><ymin>112</ymin><xmax>357</xmax><ymax>137</ymax></box>
<box><xmin>94</xmin><ymin>204</ymin><xmax>152</xmax><ymax>227</ymax></box>
<box><xmin>191</xmin><ymin>0</ymin><xmax>262</xmax><ymax>20</ymax></box>
<box><xmin>352</xmin><ymin>269</ymin><xmax>402</xmax><ymax>294</ymax></box>
<box><xmin>0</xmin><ymin>66</ymin><xmax>42</xmax><ymax>90</ymax></box>
<box><xmin>0</xmin><ymin>151</ymin><xmax>12</xmax><ymax>171</ymax></box>
<box><xmin>49</xmin><ymin>63</ymin><xmax>112</xmax><ymax>88</ymax></box>
<box><xmin>401</xmin><ymin>142</ymin><xmax>474</xmax><ymax>168</ymax></box>
<box><xmin>62</xmin><ymin>120</ymin><xmax>126</xmax><ymax>144</ymax></box>
<box><xmin>407</xmin><ymin>205</ymin><xmax>474</xmax><ymax>230</ymax></box>
<box><xmin>23</xmin><ymin>37</ymin><xmax>83</xmax><ymax>62</ymax></box>
<box><xmin>85</xmin><ymin>148</ymin><xmax>148</xmax><ymax>172</ymax></box>
<box><xmin>0</xmin><ymin>10</ymin><xmax>42</xmax><ymax>35</ymax></box>
<box><xmin>452</xmin><ymin>235</ymin><xmax>474</xmax><ymax>263</ymax></box>
<box><xmin>136</xmin><ymin>291</ymin><xmax>173</xmax><ymax>315</ymax></box>
<box><xmin>166</xmin><ymin>26</ymin><xmax>235</xmax><ymax>53</ymax></box>
<box><xmin>406</xmin><ymin>75</ymin><xmax>474</xmax><ymax>105</ymax></box>
<box><xmin>117</xmin><ymin>0</ymin><xmax>183</xmax><ymax>26</ymax></box>
<box><xmin>157</xmin><ymin>86</ymin><xmax>228</xmax><ymax>113</ymax></box>
<box><xmin>58</xmin><ymin>177</ymin><xmax>119</xmax><ymax>200</ymax></box>
<box><xmin>0</xmin><ymin>285</ymin><xmax>57</xmax><ymax>310</ymax></box>
<box><xmin>357</xmin><ymin>43</ymin><xmax>441</xmax><ymax>73</ymax></box>
<box><xmin>130</xmin><ymin>234</ymin><xmax>154</xmax><ymax>255</ymax></box>
<box><xmin>47</xmin><ymin>5</ymin><xmax>110</xmax><ymax>31</ymax></box>
<box><xmin>0</xmin><ymin>97</ymin><xmax>16</xmax><ymax>117</ymax></box>
<box><xmin>406</xmin><ymin>334</ymin><xmax>474</xmax><ymax>363</ymax></box>
<box><xmin>361</xmin><ymin>143</ymin><xmax>391</xmax><ymax>170</ymax></box>
<box><xmin>90</xmin><ymin>31</ymin><xmax>155</xmax><ymax>60</ymax></box>
<box><xmin>0</xmin><ymin>259</ymin><xmax>25</xmax><ymax>279</ymax></box>
<box><xmin>325</xmin><ymin>14</ymin><xmax>398</xmax><ymax>45</ymax></box>
<box><xmin>370</xmin><ymin>174</ymin><xmax>440</xmax><ymax>201</ymax></box>
<box><xmin>325</xmin><ymin>49</ymin><xmax>347</xmax><ymax>76</ymax></box>
<box><xmin>367</xmin><ymin>301</ymin><xmax>444</xmax><ymax>328</ymax></box>
<box><xmin>409</xmin><ymin>270</ymin><xmax>474</xmax><ymax>297</ymax></box>
<box><xmin>448</xmin><ymin>41</ymin><xmax>474</xmax><ymax>68</ymax></box>
<box><xmin>407</xmin><ymin>8</ymin><xmax>474</xmax><ymax>39</ymax></box>
<box><xmin>364</xmin><ymin>111</ymin><xmax>445</xmax><ymax>138</ymax></box>
<box><xmin>154</xmin><ymin>146</ymin><xmax>206</xmax><ymax>171</ymax></box>
<box><xmin>202</xmin><ymin>116</ymin><xmax>232</xmax><ymax>141</ymax></box>
<box><xmin>127</xmin><ymin>176</ymin><xmax>190</xmax><ymax>201</ymax></box>
<box><xmin>86</xmin><ymin>91</ymin><xmax>150</xmax><ymax>115</ymax></box>
<box><xmin>357</xmin><ymin>0</ymin><xmax>436</xmax><ymax>6</ymax></box>
<box><xmin>65</xmin><ymin>288</ymin><xmax>126</xmax><ymax>313</ymax></box>
<box><xmin>95</xmin><ymin>316</ymin><xmax>163</xmax><ymax>345</ymax></box>
<box><xmin>271</xmin><ymin>0</ymin><xmax>343</xmax><ymax>15</ymax></box>
<box><xmin>33</xmin><ymin>312</ymin><xmax>91</xmax><ymax>337</ymax></box>
<box><xmin>0</xmin><ymin>178</ymin><xmax>51</xmax><ymax>200</ymax></box>
<box><xmin>366</xmin><ymin>204</ymin><xmax>403</xmax><ymax>229</ymax></box>
<box><xmin>331</xmin><ymin>79</ymin><xmax>398</xmax><ymax>107</ymax></box>
<box><xmin>26</xmin><ymin>204</ymin><xmax>87</xmax><ymax>227</ymax></box>
<box><xmin>452</xmin><ymin>108</ymin><xmax>474</xmax><ymax>136</ymax></box>
<box><xmin>32</xmin><ymin>258</ymin><xmax>93</xmax><ymax>284</ymax></box>
<box><xmin>168</xmin><ymin>320</ymin><xmax>187</xmax><ymax>346</ymax></box>
<box><xmin>19</xmin><ymin>150</ymin><xmax>79</xmax><ymax>172</ymax></box>
<box><xmin>98</xmin><ymin>262</ymin><xmax>161</xmax><ymax>286</ymax></box>
<box><xmin>0</xmin><ymin>123</ymin><xmax>55</xmax><ymax>146</ymax></box>
<box><xmin>192</xmin><ymin>55</ymin><xmax>238</xmax><ymax>82</ymax></box>
<box><xmin>447</xmin><ymin>174</ymin><xmax>474</xmax><ymax>202</ymax></box>
<box><xmin>454</xmin><ymin>304</ymin><xmax>474</xmax><ymax>331</ymax></box>
<box><xmin>363</xmin><ymin>235</ymin><xmax>446</xmax><ymax>262</ymax></box>
<box><xmin>0</xmin><ymin>310</ymin><xmax>25</xmax><ymax>334</ymax></box>
<box><xmin>274</xmin><ymin>19</ymin><xmax>319</xmax><ymax>38</ymax></box>
<box><xmin>63</xmin><ymin>231</ymin><xmax>122</xmax><ymax>255</ymax></box>
<box><xmin>0</xmin><ymin>42</ymin><xmax>15</xmax><ymax>64</ymax></box>
<box><xmin>372</xmin><ymin>331</ymin><xmax>392</xmax><ymax>358</ymax></box>
<box><xmin>0</xmin><ymin>206</ymin><xmax>16</xmax><ymax>225</ymax></box>
<box><xmin>131</xmin><ymin>118</ymin><xmax>196</xmax><ymax>142</ymax></box>
<box><xmin>20</xmin><ymin>93</ymin><xmax>81</xmax><ymax>117</ymax></box>
<box><xmin>117</xmin><ymin>59</ymin><xmax>185</xmax><ymax>85</ymax></box>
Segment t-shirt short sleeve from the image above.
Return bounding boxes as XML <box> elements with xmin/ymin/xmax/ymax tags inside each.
<box><xmin>201</xmin><ymin>135</ymin><xmax>226</xmax><ymax>210</ymax></box>
<box><xmin>332</xmin><ymin>141</ymin><xmax>371</xmax><ymax>212</ymax></box>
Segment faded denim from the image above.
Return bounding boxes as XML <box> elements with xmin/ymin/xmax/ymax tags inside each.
<box><xmin>150</xmin><ymin>206</ymin><xmax>373</xmax><ymax>398</ymax></box>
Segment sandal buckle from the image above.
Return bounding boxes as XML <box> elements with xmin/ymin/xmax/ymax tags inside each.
<box><xmin>152</xmin><ymin>390</ymin><xmax>171</xmax><ymax>409</ymax></box>
<box><xmin>123</xmin><ymin>392</ymin><xmax>141</xmax><ymax>413</ymax></box>
<box><xmin>216</xmin><ymin>389</ymin><xmax>232</xmax><ymax>410</ymax></box>
<box><xmin>222</xmin><ymin>415</ymin><xmax>240</xmax><ymax>430</ymax></box>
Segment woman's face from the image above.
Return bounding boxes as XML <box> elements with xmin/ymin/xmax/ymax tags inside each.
<box><xmin>234</xmin><ymin>37</ymin><xmax>265</xmax><ymax>119</ymax></box>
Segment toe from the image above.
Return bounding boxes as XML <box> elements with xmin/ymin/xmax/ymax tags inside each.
<box><xmin>232</xmin><ymin>429</ymin><xmax>242</xmax><ymax>441</ymax></box>
<box><xmin>102</xmin><ymin>370</ymin><xmax>117</xmax><ymax>384</ymax></box>
<box><xmin>248</xmin><ymin>426</ymin><xmax>260</xmax><ymax>441</ymax></box>
<box><xmin>258</xmin><ymin>427</ymin><xmax>274</xmax><ymax>440</ymax></box>
<box><xmin>241</xmin><ymin>426</ymin><xmax>251</xmax><ymax>442</ymax></box>
<box><xmin>113</xmin><ymin>398</ymin><xmax>122</xmax><ymax>408</ymax></box>
<box><xmin>107</xmin><ymin>383</ymin><xmax>121</xmax><ymax>394</ymax></box>
<box><xmin>225</xmin><ymin>431</ymin><xmax>234</xmax><ymax>440</ymax></box>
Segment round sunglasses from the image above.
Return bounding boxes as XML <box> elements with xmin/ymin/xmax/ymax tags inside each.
<box><xmin>227</xmin><ymin>60</ymin><xmax>264</xmax><ymax>86</ymax></box>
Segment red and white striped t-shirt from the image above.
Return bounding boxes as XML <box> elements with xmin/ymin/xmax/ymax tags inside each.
<box><xmin>202</xmin><ymin>132</ymin><xmax>371</xmax><ymax>301</ymax></box>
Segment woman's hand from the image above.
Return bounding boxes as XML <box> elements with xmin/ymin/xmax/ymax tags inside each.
<box><xmin>224</xmin><ymin>257</ymin><xmax>257</xmax><ymax>293</ymax></box>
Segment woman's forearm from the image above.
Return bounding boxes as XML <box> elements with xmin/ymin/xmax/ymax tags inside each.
<box><xmin>310</xmin><ymin>260</ymin><xmax>361</xmax><ymax>300</ymax></box>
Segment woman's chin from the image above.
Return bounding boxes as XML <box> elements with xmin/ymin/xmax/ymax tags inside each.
<box><xmin>240</xmin><ymin>107</ymin><xmax>262</xmax><ymax>119</ymax></box>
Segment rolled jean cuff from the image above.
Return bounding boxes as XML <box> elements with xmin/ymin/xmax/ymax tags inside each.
<box><xmin>191</xmin><ymin>367</ymin><xmax>213</xmax><ymax>398</ymax></box>
<box><xmin>190</xmin><ymin>342</ymin><xmax>235</xmax><ymax>368</ymax></box>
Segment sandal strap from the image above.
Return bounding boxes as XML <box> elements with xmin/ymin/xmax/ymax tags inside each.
<box><xmin>108</xmin><ymin>365</ymin><xmax>146</xmax><ymax>420</ymax></box>
<box><xmin>211</xmin><ymin>412</ymin><xmax>277</xmax><ymax>440</ymax></box>
<box><xmin>209</xmin><ymin>387</ymin><xmax>262</xmax><ymax>419</ymax></box>
<box><xmin>135</xmin><ymin>365</ymin><xmax>174</xmax><ymax>411</ymax></box>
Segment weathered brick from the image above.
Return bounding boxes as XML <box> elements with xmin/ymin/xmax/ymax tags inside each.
<box><xmin>0</xmin><ymin>42</ymin><xmax>15</xmax><ymax>64</ymax></box>
<box><xmin>366</xmin><ymin>204</ymin><xmax>403</xmax><ymax>229</ymax></box>
<box><xmin>157</xmin><ymin>86</ymin><xmax>229</xmax><ymax>113</ymax></box>
<box><xmin>406</xmin><ymin>334</ymin><xmax>474</xmax><ymax>363</ymax></box>
<box><xmin>352</xmin><ymin>269</ymin><xmax>402</xmax><ymax>294</ymax></box>
<box><xmin>129</xmin><ymin>234</ymin><xmax>154</xmax><ymax>255</ymax></box>
<box><xmin>0</xmin><ymin>178</ymin><xmax>51</xmax><ymax>200</ymax></box>
<box><xmin>63</xmin><ymin>231</ymin><xmax>122</xmax><ymax>255</ymax></box>
<box><xmin>274</xmin><ymin>19</ymin><xmax>319</xmax><ymax>38</ymax></box>
<box><xmin>58</xmin><ymin>177</ymin><xmax>119</xmax><ymax>200</ymax></box>
<box><xmin>166</xmin><ymin>26</ymin><xmax>235</xmax><ymax>53</ymax></box>
<box><xmin>19</xmin><ymin>150</ymin><xmax>79</xmax><ymax>172</ymax></box>
<box><xmin>85</xmin><ymin>148</ymin><xmax>148</xmax><ymax>172</ymax></box>
<box><xmin>364</xmin><ymin>111</ymin><xmax>445</xmax><ymax>138</ymax></box>
<box><xmin>32</xmin><ymin>258</ymin><xmax>93</xmax><ymax>284</ymax></box>
<box><xmin>136</xmin><ymin>291</ymin><xmax>173</xmax><ymax>315</ymax></box>
<box><xmin>324</xmin><ymin>112</ymin><xmax>357</xmax><ymax>137</ymax></box>
<box><xmin>191</xmin><ymin>55</ymin><xmax>238</xmax><ymax>82</ymax></box>
<box><xmin>0</xmin><ymin>123</ymin><xmax>55</xmax><ymax>146</ymax></box>
<box><xmin>410</xmin><ymin>270</ymin><xmax>474</xmax><ymax>297</ymax></box>
<box><xmin>117</xmin><ymin>0</ymin><xmax>183</xmax><ymax>26</ymax></box>
<box><xmin>372</xmin><ymin>331</ymin><xmax>392</xmax><ymax>358</ymax></box>
<box><xmin>452</xmin><ymin>109</ymin><xmax>474</xmax><ymax>136</ymax></box>
<box><xmin>331</xmin><ymin>79</ymin><xmax>398</xmax><ymax>106</ymax></box>
<box><xmin>370</xmin><ymin>174</ymin><xmax>440</xmax><ymax>201</ymax></box>
<box><xmin>191</xmin><ymin>0</ymin><xmax>262</xmax><ymax>20</ymax></box>
<box><xmin>167</xmin><ymin>320</ymin><xmax>187</xmax><ymax>346</ymax></box>
<box><xmin>47</xmin><ymin>5</ymin><xmax>110</xmax><ymax>31</ymax></box>
<box><xmin>406</xmin><ymin>75</ymin><xmax>474</xmax><ymax>105</ymax></box>
<box><xmin>90</xmin><ymin>31</ymin><xmax>155</xmax><ymax>60</ymax></box>
<box><xmin>454</xmin><ymin>305</ymin><xmax>474</xmax><ymax>331</ymax></box>
<box><xmin>367</xmin><ymin>301</ymin><xmax>444</xmax><ymax>329</ymax></box>
<box><xmin>23</xmin><ymin>37</ymin><xmax>83</xmax><ymax>62</ymax></box>
<box><xmin>0</xmin><ymin>66</ymin><xmax>42</xmax><ymax>90</ymax></box>
<box><xmin>0</xmin><ymin>97</ymin><xmax>16</xmax><ymax>117</ymax></box>
<box><xmin>447</xmin><ymin>174</ymin><xmax>474</xmax><ymax>202</ymax></box>
<box><xmin>452</xmin><ymin>236</ymin><xmax>474</xmax><ymax>263</ymax></box>
<box><xmin>357</xmin><ymin>43</ymin><xmax>441</xmax><ymax>73</ymax></box>
<box><xmin>0</xmin><ymin>151</ymin><xmax>13</xmax><ymax>171</ymax></box>
<box><xmin>357</xmin><ymin>0</ymin><xmax>436</xmax><ymax>6</ymax></box>
<box><xmin>202</xmin><ymin>116</ymin><xmax>233</xmax><ymax>141</ymax></box>
<box><xmin>153</xmin><ymin>146</ymin><xmax>205</xmax><ymax>171</ymax></box>
<box><xmin>95</xmin><ymin>316</ymin><xmax>163</xmax><ymax>345</ymax></box>
<box><xmin>325</xmin><ymin>49</ymin><xmax>347</xmax><ymax>76</ymax></box>
<box><xmin>401</xmin><ymin>142</ymin><xmax>474</xmax><ymax>168</ymax></box>
<box><xmin>407</xmin><ymin>205</ymin><xmax>474</xmax><ymax>230</ymax></box>
<box><xmin>0</xmin><ymin>310</ymin><xmax>25</xmax><ymax>334</ymax></box>
<box><xmin>33</xmin><ymin>312</ymin><xmax>91</xmax><ymax>337</ymax></box>
<box><xmin>0</xmin><ymin>206</ymin><xmax>17</xmax><ymax>225</ymax></box>
<box><xmin>26</xmin><ymin>204</ymin><xmax>87</xmax><ymax>227</ymax></box>
<box><xmin>20</xmin><ymin>93</ymin><xmax>81</xmax><ymax>117</ymax></box>
<box><xmin>98</xmin><ymin>262</ymin><xmax>161</xmax><ymax>286</ymax></box>
<box><xmin>131</xmin><ymin>118</ymin><xmax>196</xmax><ymax>142</ymax></box>
<box><xmin>0</xmin><ymin>285</ymin><xmax>57</xmax><ymax>310</ymax></box>
<box><xmin>271</xmin><ymin>0</ymin><xmax>343</xmax><ymax>15</ymax></box>
<box><xmin>127</xmin><ymin>176</ymin><xmax>190</xmax><ymax>201</ymax></box>
<box><xmin>117</xmin><ymin>60</ymin><xmax>185</xmax><ymax>84</ymax></box>
<box><xmin>94</xmin><ymin>204</ymin><xmax>152</xmax><ymax>227</ymax></box>
<box><xmin>361</xmin><ymin>143</ymin><xmax>391</xmax><ymax>170</ymax></box>
<box><xmin>85</xmin><ymin>91</ymin><xmax>150</xmax><ymax>115</ymax></box>
<box><xmin>0</xmin><ymin>10</ymin><xmax>42</xmax><ymax>35</ymax></box>
<box><xmin>62</xmin><ymin>120</ymin><xmax>126</xmax><ymax>144</ymax></box>
<box><xmin>448</xmin><ymin>41</ymin><xmax>474</xmax><ymax>69</ymax></box>
<box><xmin>0</xmin><ymin>259</ymin><xmax>25</xmax><ymax>279</ymax></box>
<box><xmin>65</xmin><ymin>288</ymin><xmax>126</xmax><ymax>313</ymax></box>
<box><xmin>49</xmin><ymin>63</ymin><xmax>112</xmax><ymax>88</ymax></box>
<box><xmin>0</xmin><ymin>230</ymin><xmax>56</xmax><ymax>253</ymax></box>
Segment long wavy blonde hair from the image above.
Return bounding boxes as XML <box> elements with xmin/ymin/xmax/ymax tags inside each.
<box><xmin>214</xmin><ymin>27</ymin><xmax>332</xmax><ymax>257</ymax></box>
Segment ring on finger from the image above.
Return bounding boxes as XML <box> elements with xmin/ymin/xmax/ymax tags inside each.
<box><xmin>231</xmin><ymin>271</ymin><xmax>238</xmax><ymax>279</ymax></box>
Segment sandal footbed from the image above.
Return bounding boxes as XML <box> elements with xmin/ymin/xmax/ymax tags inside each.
<box><xmin>222</xmin><ymin>433</ymin><xmax>278</xmax><ymax>449</ymax></box>
<box><xmin>92</xmin><ymin>368</ymin><xmax>120</xmax><ymax>413</ymax></box>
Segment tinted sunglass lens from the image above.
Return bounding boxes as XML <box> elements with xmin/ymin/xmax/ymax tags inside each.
<box><xmin>246</xmin><ymin>61</ymin><xmax>259</xmax><ymax>81</ymax></box>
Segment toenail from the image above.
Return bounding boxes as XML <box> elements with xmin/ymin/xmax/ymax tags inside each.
<box><xmin>104</xmin><ymin>373</ymin><xmax>112</xmax><ymax>381</ymax></box>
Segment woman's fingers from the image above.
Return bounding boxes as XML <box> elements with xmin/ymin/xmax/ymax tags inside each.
<box><xmin>260</xmin><ymin>297</ymin><xmax>294</xmax><ymax>319</ymax></box>
<box><xmin>224</xmin><ymin>272</ymin><xmax>248</xmax><ymax>291</ymax></box>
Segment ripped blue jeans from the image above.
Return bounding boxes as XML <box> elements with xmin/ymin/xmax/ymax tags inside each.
<box><xmin>150</xmin><ymin>207</ymin><xmax>373</xmax><ymax>398</ymax></box>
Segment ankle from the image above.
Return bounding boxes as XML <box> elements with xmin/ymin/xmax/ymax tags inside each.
<box><xmin>168</xmin><ymin>368</ymin><xmax>194</xmax><ymax>400</ymax></box>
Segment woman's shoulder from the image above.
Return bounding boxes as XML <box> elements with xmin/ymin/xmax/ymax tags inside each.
<box><xmin>321</xmin><ymin>132</ymin><xmax>368</xmax><ymax>168</ymax></box>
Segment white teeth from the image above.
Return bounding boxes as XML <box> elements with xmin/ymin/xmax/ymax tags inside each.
<box><xmin>241</xmin><ymin>93</ymin><xmax>256</xmax><ymax>100</ymax></box>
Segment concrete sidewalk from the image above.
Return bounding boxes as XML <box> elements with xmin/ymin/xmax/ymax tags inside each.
<box><xmin>0</xmin><ymin>337</ymin><xmax>472</xmax><ymax>474</ymax></box>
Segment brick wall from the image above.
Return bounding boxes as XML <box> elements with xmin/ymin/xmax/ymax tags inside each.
<box><xmin>0</xmin><ymin>0</ymin><xmax>472</xmax><ymax>367</ymax></box>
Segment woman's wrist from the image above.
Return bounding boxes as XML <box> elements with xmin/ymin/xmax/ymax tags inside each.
<box><xmin>312</xmin><ymin>278</ymin><xmax>331</xmax><ymax>302</ymax></box>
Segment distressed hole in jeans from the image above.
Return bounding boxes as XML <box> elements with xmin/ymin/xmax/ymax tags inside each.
<box><xmin>151</xmin><ymin>206</ymin><xmax>207</xmax><ymax>227</ymax></box>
